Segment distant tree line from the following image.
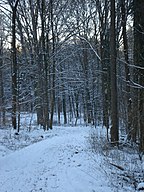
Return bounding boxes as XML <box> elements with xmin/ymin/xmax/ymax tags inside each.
<box><xmin>0</xmin><ymin>0</ymin><xmax>143</xmax><ymax>152</ymax></box>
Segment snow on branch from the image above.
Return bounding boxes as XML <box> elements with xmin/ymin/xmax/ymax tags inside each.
<box><xmin>118</xmin><ymin>59</ymin><xmax>144</xmax><ymax>70</ymax></box>
<box><xmin>8</xmin><ymin>0</ymin><xmax>19</xmax><ymax>8</ymax></box>
<box><xmin>75</xmin><ymin>35</ymin><xmax>101</xmax><ymax>61</ymax></box>
<box><xmin>128</xmin><ymin>64</ymin><xmax>144</xmax><ymax>70</ymax></box>
<box><xmin>130</xmin><ymin>80</ymin><xmax>144</xmax><ymax>89</ymax></box>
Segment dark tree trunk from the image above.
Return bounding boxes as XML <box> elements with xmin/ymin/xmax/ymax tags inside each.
<box><xmin>110</xmin><ymin>0</ymin><xmax>119</xmax><ymax>145</ymax></box>
<box><xmin>57</xmin><ymin>97</ymin><xmax>61</xmax><ymax>125</ymax></box>
<box><xmin>121</xmin><ymin>0</ymin><xmax>133</xmax><ymax>140</ymax></box>
<box><xmin>49</xmin><ymin>0</ymin><xmax>56</xmax><ymax>129</ymax></box>
<box><xmin>63</xmin><ymin>95</ymin><xmax>67</xmax><ymax>124</ymax></box>
<box><xmin>97</xmin><ymin>0</ymin><xmax>110</xmax><ymax>133</ymax></box>
<box><xmin>40</xmin><ymin>0</ymin><xmax>49</xmax><ymax>130</ymax></box>
<box><xmin>133</xmin><ymin>0</ymin><xmax>144</xmax><ymax>152</ymax></box>
<box><xmin>10</xmin><ymin>0</ymin><xmax>20</xmax><ymax>129</ymax></box>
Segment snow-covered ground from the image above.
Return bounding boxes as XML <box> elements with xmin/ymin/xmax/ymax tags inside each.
<box><xmin>0</xmin><ymin>125</ymin><xmax>114</xmax><ymax>192</ymax></box>
<box><xmin>0</xmin><ymin>112</ymin><xmax>143</xmax><ymax>192</ymax></box>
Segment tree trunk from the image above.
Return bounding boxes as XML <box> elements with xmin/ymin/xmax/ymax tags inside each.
<box><xmin>121</xmin><ymin>0</ymin><xmax>133</xmax><ymax>140</ymax></box>
<box><xmin>40</xmin><ymin>0</ymin><xmax>49</xmax><ymax>130</ymax></box>
<box><xmin>110</xmin><ymin>0</ymin><xmax>119</xmax><ymax>145</ymax></box>
<box><xmin>62</xmin><ymin>95</ymin><xmax>67</xmax><ymax>124</ymax></box>
<box><xmin>49</xmin><ymin>0</ymin><xmax>55</xmax><ymax>129</ymax></box>
<box><xmin>0</xmin><ymin>38</ymin><xmax>5</xmax><ymax>126</ymax></box>
<box><xmin>57</xmin><ymin>97</ymin><xmax>61</xmax><ymax>125</ymax></box>
<box><xmin>133</xmin><ymin>0</ymin><xmax>144</xmax><ymax>152</ymax></box>
<box><xmin>11</xmin><ymin>0</ymin><xmax>20</xmax><ymax>129</ymax></box>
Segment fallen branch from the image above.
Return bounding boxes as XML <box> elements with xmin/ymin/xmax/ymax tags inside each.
<box><xmin>110</xmin><ymin>162</ymin><xmax>125</xmax><ymax>171</ymax></box>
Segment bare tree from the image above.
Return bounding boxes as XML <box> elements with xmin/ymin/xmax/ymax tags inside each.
<box><xmin>8</xmin><ymin>0</ymin><xmax>20</xmax><ymax>129</ymax></box>
<box><xmin>120</xmin><ymin>0</ymin><xmax>133</xmax><ymax>140</ymax></box>
<box><xmin>133</xmin><ymin>0</ymin><xmax>144</xmax><ymax>153</ymax></box>
<box><xmin>110</xmin><ymin>0</ymin><xmax>119</xmax><ymax>145</ymax></box>
<box><xmin>0</xmin><ymin>14</ymin><xmax>5</xmax><ymax>126</ymax></box>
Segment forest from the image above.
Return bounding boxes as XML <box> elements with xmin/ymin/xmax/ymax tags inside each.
<box><xmin>0</xmin><ymin>0</ymin><xmax>144</xmax><ymax>153</ymax></box>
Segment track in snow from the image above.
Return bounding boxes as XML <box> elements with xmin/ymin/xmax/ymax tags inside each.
<box><xmin>0</xmin><ymin>126</ymin><xmax>112</xmax><ymax>192</ymax></box>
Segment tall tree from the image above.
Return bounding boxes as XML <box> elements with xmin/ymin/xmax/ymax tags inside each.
<box><xmin>96</xmin><ymin>0</ymin><xmax>111</xmax><ymax>137</ymax></box>
<box><xmin>9</xmin><ymin>0</ymin><xmax>20</xmax><ymax>129</ymax></box>
<box><xmin>110</xmin><ymin>0</ymin><xmax>119</xmax><ymax>145</ymax></box>
<box><xmin>49</xmin><ymin>0</ymin><xmax>56</xmax><ymax>129</ymax></box>
<box><xmin>0</xmin><ymin>18</ymin><xmax>5</xmax><ymax>126</ymax></box>
<box><xmin>133</xmin><ymin>0</ymin><xmax>144</xmax><ymax>152</ymax></box>
<box><xmin>121</xmin><ymin>0</ymin><xmax>133</xmax><ymax>140</ymax></box>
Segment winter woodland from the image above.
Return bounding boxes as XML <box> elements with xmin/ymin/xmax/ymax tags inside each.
<box><xmin>0</xmin><ymin>0</ymin><xmax>144</xmax><ymax>191</ymax></box>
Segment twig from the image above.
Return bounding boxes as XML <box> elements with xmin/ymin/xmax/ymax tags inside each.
<box><xmin>110</xmin><ymin>162</ymin><xmax>125</xmax><ymax>171</ymax></box>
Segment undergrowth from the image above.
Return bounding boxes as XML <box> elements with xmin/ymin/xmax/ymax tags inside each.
<box><xmin>88</xmin><ymin>127</ymin><xmax>144</xmax><ymax>192</ymax></box>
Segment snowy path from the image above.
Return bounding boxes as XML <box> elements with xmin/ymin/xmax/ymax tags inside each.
<box><xmin>0</xmin><ymin>126</ymin><xmax>113</xmax><ymax>192</ymax></box>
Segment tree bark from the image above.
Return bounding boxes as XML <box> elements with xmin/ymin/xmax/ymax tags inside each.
<box><xmin>49</xmin><ymin>0</ymin><xmax>56</xmax><ymax>129</ymax></box>
<box><xmin>133</xmin><ymin>0</ymin><xmax>144</xmax><ymax>152</ymax></box>
<box><xmin>121</xmin><ymin>0</ymin><xmax>133</xmax><ymax>140</ymax></box>
<box><xmin>10</xmin><ymin>0</ymin><xmax>20</xmax><ymax>129</ymax></box>
<box><xmin>40</xmin><ymin>0</ymin><xmax>49</xmax><ymax>130</ymax></box>
<box><xmin>0</xmin><ymin>38</ymin><xmax>5</xmax><ymax>125</ymax></box>
<box><xmin>110</xmin><ymin>0</ymin><xmax>119</xmax><ymax>145</ymax></box>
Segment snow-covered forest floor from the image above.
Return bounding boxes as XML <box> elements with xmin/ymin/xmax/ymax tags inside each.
<box><xmin>0</xmin><ymin>113</ymin><xmax>143</xmax><ymax>192</ymax></box>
